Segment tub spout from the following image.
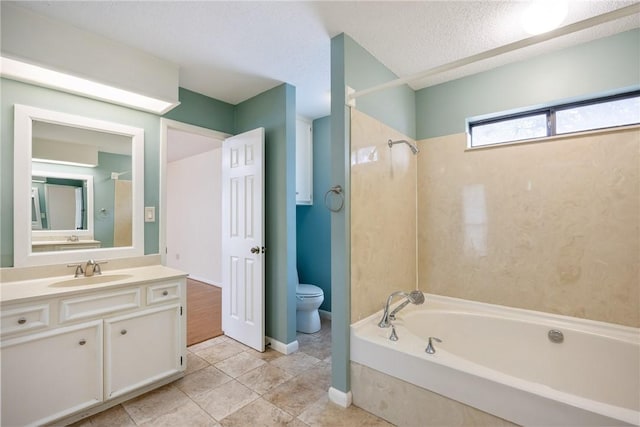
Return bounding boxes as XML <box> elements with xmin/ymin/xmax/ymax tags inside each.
<box><xmin>378</xmin><ymin>290</ymin><xmax>425</xmax><ymax>328</ymax></box>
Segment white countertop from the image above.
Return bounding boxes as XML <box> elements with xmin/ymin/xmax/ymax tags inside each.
<box><xmin>1</xmin><ymin>265</ymin><xmax>187</xmax><ymax>305</ymax></box>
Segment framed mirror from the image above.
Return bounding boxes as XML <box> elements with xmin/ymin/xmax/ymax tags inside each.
<box><xmin>14</xmin><ymin>104</ymin><xmax>144</xmax><ymax>267</ymax></box>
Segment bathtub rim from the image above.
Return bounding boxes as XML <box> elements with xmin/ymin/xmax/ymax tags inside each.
<box><xmin>350</xmin><ymin>293</ymin><xmax>640</xmax><ymax>426</ymax></box>
<box><xmin>375</xmin><ymin>293</ymin><xmax>639</xmax><ymax>343</ymax></box>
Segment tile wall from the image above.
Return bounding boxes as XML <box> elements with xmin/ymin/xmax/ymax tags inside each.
<box><xmin>350</xmin><ymin>109</ymin><xmax>417</xmax><ymax>323</ymax></box>
<box><xmin>417</xmin><ymin>128</ymin><xmax>640</xmax><ymax>327</ymax></box>
<box><xmin>351</xmin><ymin>362</ymin><xmax>517</xmax><ymax>426</ymax></box>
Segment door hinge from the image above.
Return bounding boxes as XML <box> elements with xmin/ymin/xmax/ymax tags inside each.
<box><xmin>180</xmin><ymin>356</ymin><xmax>183</xmax><ymax>366</ymax></box>
<box><xmin>180</xmin><ymin>306</ymin><xmax>183</xmax><ymax>316</ymax></box>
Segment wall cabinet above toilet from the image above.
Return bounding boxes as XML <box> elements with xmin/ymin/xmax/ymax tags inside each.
<box><xmin>296</xmin><ymin>117</ymin><xmax>313</xmax><ymax>205</ymax></box>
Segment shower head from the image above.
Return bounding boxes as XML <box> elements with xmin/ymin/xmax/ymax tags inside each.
<box><xmin>388</xmin><ymin>139</ymin><xmax>419</xmax><ymax>155</ymax></box>
<box><xmin>408</xmin><ymin>290</ymin><xmax>425</xmax><ymax>305</ymax></box>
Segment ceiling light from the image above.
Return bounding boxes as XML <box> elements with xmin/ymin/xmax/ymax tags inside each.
<box><xmin>1</xmin><ymin>56</ymin><xmax>179</xmax><ymax>114</ymax></box>
<box><xmin>521</xmin><ymin>0</ymin><xmax>568</xmax><ymax>35</ymax></box>
<box><xmin>32</xmin><ymin>158</ymin><xmax>98</xmax><ymax>168</ymax></box>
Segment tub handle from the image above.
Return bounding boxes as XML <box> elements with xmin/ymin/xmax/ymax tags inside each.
<box><xmin>426</xmin><ymin>337</ymin><xmax>442</xmax><ymax>354</ymax></box>
<box><xmin>389</xmin><ymin>324</ymin><xmax>398</xmax><ymax>341</ymax></box>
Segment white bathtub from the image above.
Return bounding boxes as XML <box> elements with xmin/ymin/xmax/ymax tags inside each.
<box><xmin>351</xmin><ymin>294</ymin><xmax>640</xmax><ymax>426</ymax></box>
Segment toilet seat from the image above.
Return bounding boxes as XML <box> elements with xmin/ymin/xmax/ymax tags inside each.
<box><xmin>296</xmin><ymin>284</ymin><xmax>323</xmax><ymax>298</ymax></box>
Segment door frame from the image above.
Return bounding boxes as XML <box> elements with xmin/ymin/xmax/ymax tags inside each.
<box><xmin>159</xmin><ymin>118</ymin><xmax>231</xmax><ymax>267</ymax></box>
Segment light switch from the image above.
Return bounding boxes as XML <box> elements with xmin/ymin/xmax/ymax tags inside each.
<box><xmin>144</xmin><ymin>206</ymin><xmax>156</xmax><ymax>222</ymax></box>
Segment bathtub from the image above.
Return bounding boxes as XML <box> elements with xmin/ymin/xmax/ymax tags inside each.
<box><xmin>350</xmin><ymin>294</ymin><xmax>640</xmax><ymax>426</ymax></box>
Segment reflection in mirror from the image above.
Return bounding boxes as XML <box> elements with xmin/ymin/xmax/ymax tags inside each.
<box><xmin>32</xmin><ymin>175</ymin><xmax>87</xmax><ymax>231</ymax></box>
<box><xmin>30</xmin><ymin>170</ymin><xmax>98</xmax><ymax>252</ymax></box>
<box><xmin>14</xmin><ymin>104</ymin><xmax>144</xmax><ymax>267</ymax></box>
<box><xmin>30</xmin><ymin>121</ymin><xmax>132</xmax><ymax>253</ymax></box>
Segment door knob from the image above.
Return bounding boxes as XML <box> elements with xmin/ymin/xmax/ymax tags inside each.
<box><xmin>250</xmin><ymin>246</ymin><xmax>260</xmax><ymax>254</ymax></box>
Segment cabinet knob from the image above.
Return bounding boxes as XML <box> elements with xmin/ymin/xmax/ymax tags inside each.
<box><xmin>121</xmin><ymin>329</ymin><xmax>127</xmax><ymax>335</ymax></box>
<box><xmin>79</xmin><ymin>339</ymin><xmax>86</xmax><ymax>345</ymax></box>
<box><xmin>162</xmin><ymin>290</ymin><xmax>169</xmax><ymax>296</ymax></box>
<box><xmin>17</xmin><ymin>317</ymin><xmax>27</xmax><ymax>325</ymax></box>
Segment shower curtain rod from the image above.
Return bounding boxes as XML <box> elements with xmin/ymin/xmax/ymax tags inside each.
<box><xmin>349</xmin><ymin>3</ymin><xmax>640</xmax><ymax>101</ymax></box>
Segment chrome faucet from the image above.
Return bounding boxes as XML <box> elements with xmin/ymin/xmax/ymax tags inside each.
<box><xmin>84</xmin><ymin>259</ymin><xmax>107</xmax><ymax>276</ymax></box>
<box><xmin>85</xmin><ymin>259</ymin><xmax>98</xmax><ymax>277</ymax></box>
<box><xmin>67</xmin><ymin>260</ymin><xmax>107</xmax><ymax>277</ymax></box>
<box><xmin>378</xmin><ymin>290</ymin><xmax>425</xmax><ymax>328</ymax></box>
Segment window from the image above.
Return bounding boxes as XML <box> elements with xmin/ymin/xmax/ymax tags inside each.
<box><xmin>469</xmin><ymin>91</ymin><xmax>640</xmax><ymax>148</ymax></box>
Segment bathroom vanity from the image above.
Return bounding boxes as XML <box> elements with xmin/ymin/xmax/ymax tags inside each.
<box><xmin>0</xmin><ymin>264</ymin><xmax>187</xmax><ymax>426</ymax></box>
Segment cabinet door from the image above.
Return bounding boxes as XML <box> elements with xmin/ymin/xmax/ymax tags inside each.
<box><xmin>1</xmin><ymin>321</ymin><xmax>103</xmax><ymax>426</ymax></box>
<box><xmin>295</xmin><ymin>118</ymin><xmax>313</xmax><ymax>205</ymax></box>
<box><xmin>105</xmin><ymin>304</ymin><xmax>182</xmax><ymax>399</ymax></box>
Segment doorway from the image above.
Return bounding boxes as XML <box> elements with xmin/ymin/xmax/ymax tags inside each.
<box><xmin>161</xmin><ymin>120</ymin><xmax>230</xmax><ymax>345</ymax></box>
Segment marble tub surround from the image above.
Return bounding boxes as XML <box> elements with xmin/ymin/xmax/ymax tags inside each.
<box><xmin>350</xmin><ymin>109</ymin><xmax>417</xmax><ymax>323</ymax></box>
<box><xmin>417</xmin><ymin>128</ymin><xmax>640</xmax><ymax>327</ymax></box>
<box><xmin>351</xmin><ymin>362</ymin><xmax>517</xmax><ymax>427</ymax></box>
<box><xmin>71</xmin><ymin>319</ymin><xmax>392</xmax><ymax>427</ymax></box>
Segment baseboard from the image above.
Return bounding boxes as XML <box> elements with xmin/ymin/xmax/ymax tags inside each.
<box><xmin>328</xmin><ymin>387</ymin><xmax>352</xmax><ymax>408</ymax></box>
<box><xmin>266</xmin><ymin>336</ymin><xmax>299</xmax><ymax>355</ymax></box>
<box><xmin>319</xmin><ymin>309</ymin><xmax>332</xmax><ymax>320</ymax></box>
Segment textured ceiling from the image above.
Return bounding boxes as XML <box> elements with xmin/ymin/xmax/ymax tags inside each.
<box><xmin>12</xmin><ymin>1</ymin><xmax>640</xmax><ymax>120</ymax></box>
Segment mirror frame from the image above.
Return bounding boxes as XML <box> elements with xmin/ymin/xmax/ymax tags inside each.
<box><xmin>14</xmin><ymin>104</ymin><xmax>144</xmax><ymax>267</ymax></box>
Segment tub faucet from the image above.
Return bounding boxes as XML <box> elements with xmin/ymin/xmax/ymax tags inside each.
<box><xmin>378</xmin><ymin>290</ymin><xmax>425</xmax><ymax>328</ymax></box>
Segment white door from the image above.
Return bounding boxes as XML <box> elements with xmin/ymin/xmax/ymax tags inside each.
<box><xmin>221</xmin><ymin>128</ymin><xmax>265</xmax><ymax>351</ymax></box>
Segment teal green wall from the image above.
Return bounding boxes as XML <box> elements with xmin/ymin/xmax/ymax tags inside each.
<box><xmin>163</xmin><ymin>87</ymin><xmax>235</xmax><ymax>135</ymax></box>
<box><xmin>329</xmin><ymin>33</ymin><xmax>351</xmax><ymax>395</ymax></box>
<box><xmin>344</xmin><ymin>35</ymin><xmax>416</xmax><ymax>139</ymax></box>
<box><xmin>235</xmin><ymin>84</ymin><xmax>298</xmax><ymax>345</ymax></box>
<box><xmin>1</xmin><ymin>78</ymin><xmax>160</xmax><ymax>267</ymax></box>
<box><xmin>296</xmin><ymin>116</ymin><xmax>332</xmax><ymax>312</ymax></box>
<box><xmin>329</xmin><ymin>32</ymin><xmax>418</xmax><ymax>396</ymax></box>
<box><xmin>416</xmin><ymin>29</ymin><xmax>640</xmax><ymax>139</ymax></box>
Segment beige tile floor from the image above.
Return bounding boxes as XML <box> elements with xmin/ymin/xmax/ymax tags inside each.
<box><xmin>71</xmin><ymin>319</ymin><xmax>393</xmax><ymax>426</ymax></box>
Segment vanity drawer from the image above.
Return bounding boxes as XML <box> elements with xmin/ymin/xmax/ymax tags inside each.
<box><xmin>147</xmin><ymin>281</ymin><xmax>181</xmax><ymax>305</ymax></box>
<box><xmin>60</xmin><ymin>288</ymin><xmax>141</xmax><ymax>323</ymax></box>
<box><xmin>1</xmin><ymin>303</ymin><xmax>50</xmax><ymax>336</ymax></box>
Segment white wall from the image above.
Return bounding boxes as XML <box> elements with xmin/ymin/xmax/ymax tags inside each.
<box><xmin>166</xmin><ymin>148</ymin><xmax>222</xmax><ymax>286</ymax></box>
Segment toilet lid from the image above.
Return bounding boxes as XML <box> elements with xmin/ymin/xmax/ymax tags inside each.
<box><xmin>297</xmin><ymin>284</ymin><xmax>323</xmax><ymax>297</ymax></box>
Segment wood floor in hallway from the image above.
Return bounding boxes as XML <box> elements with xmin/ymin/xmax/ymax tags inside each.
<box><xmin>186</xmin><ymin>278</ymin><xmax>222</xmax><ymax>346</ymax></box>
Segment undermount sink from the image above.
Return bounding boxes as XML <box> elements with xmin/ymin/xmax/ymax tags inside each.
<box><xmin>50</xmin><ymin>274</ymin><xmax>133</xmax><ymax>287</ymax></box>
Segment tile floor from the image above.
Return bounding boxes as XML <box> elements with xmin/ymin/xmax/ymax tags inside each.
<box><xmin>71</xmin><ymin>319</ymin><xmax>393</xmax><ymax>426</ymax></box>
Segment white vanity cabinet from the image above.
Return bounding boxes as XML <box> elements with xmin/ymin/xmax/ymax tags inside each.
<box><xmin>0</xmin><ymin>270</ymin><xmax>186</xmax><ymax>427</ymax></box>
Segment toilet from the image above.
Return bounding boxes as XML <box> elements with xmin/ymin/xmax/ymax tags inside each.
<box><xmin>296</xmin><ymin>277</ymin><xmax>324</xmax><ymax>334</ymax></box>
